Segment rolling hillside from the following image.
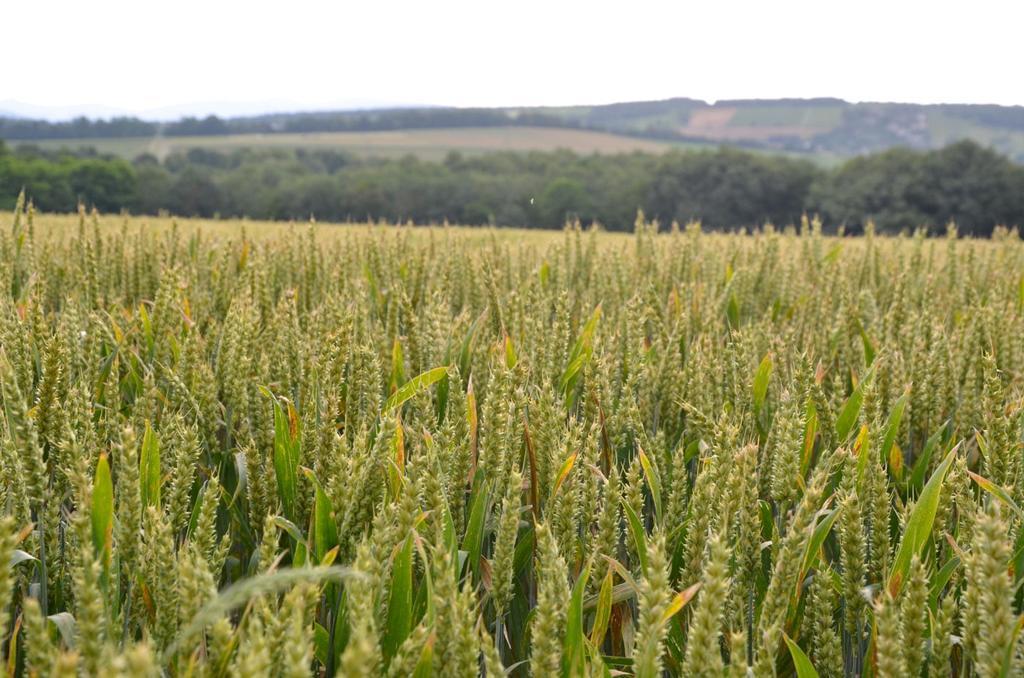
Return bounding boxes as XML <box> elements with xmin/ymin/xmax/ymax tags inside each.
<box><xmin>5</xmin><ymin>98</ymin><xmax>1024</xmax><ymax>162</ymax></box>
<box><xmin>524</xmin><ymin>98</ymin><xmax>1024</xmax><ymax>161</ymax></box>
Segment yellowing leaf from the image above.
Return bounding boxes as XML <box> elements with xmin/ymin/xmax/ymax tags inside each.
<box><xmin>552</xmin><ymin>452</ymin><xmax>578</xmax><ymax>499</ymax></box>
<box><xmin>660</xmin><ymin>582</ymin><xmax>701</xmax><ymax>625</ymax></box>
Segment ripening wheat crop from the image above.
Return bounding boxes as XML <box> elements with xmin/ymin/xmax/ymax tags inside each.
<box><xmin>1</xmin><ymin>192</ymin><xmax>1024</xmax><ymax>677</ymax></box>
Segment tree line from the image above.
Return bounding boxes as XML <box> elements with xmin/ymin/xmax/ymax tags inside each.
<box><xmin>0</xmin><ymin>109</ymin><xmax>578</xmax><ymax>140</ymax></box>
<box><xmin>2</xmin><ymin>139</ymin><xmax>1023</xmax><ymax>235</ymax></box>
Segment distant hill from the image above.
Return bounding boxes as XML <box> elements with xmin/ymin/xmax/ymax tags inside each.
<box><xmin>5</xmin><ymin>97</ymin><xmax>1024</xmax><ymax>162</ymax></box>
<box><xmin>520</xmin><ymin>98</ymin><xmax>1024</xmax><ymax>161</ymax></box>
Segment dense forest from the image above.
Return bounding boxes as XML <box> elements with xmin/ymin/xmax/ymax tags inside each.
<box><xmin>2</xmin><ymin>139</ymin><xmax>1023</xmax><ymax>234</ymax></box>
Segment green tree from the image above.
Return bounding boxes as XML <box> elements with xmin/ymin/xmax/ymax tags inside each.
<box><xmin>538</xmin><ymin>177</ymin><xmax>589</xmax><ymax>227</ymax></box>
<box><xmin>807</xmin><ymin>148</ymin><xmax>929</xmax><ymax>233</ymax></box>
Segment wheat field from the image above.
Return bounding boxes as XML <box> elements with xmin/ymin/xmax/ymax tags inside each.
<box><xmin>1</xmin><ymin>195</ymin><xmax>1023</xmax><ymax>676</ymax></box>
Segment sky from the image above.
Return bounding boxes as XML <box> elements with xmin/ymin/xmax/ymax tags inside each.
<box><xmin>4</xmin><ymin>0</ymin><xmax>1023</xmax><ymax>119</ymax></box>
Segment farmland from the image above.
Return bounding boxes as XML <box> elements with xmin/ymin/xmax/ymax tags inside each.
<box><xmin>25</xmin><ymin>127</ymin><xmax>691</xmax><ymax>162</ymax></box>
<box><xmin>1</xmin><ymin>199</ymin><xmax>1024</xmax><ymax>676</ymax></box>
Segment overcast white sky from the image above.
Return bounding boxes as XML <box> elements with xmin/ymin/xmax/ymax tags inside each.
<box><xmin>4</xmin><ymin>0</ymin><xmax>1022</xmax><ymax>119</ymax></box>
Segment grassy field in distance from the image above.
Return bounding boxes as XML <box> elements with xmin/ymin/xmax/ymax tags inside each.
<box><xmin>25</xmin><ymin>126</ymin><xmax>697</xmax><ymax>161</ymax></box>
